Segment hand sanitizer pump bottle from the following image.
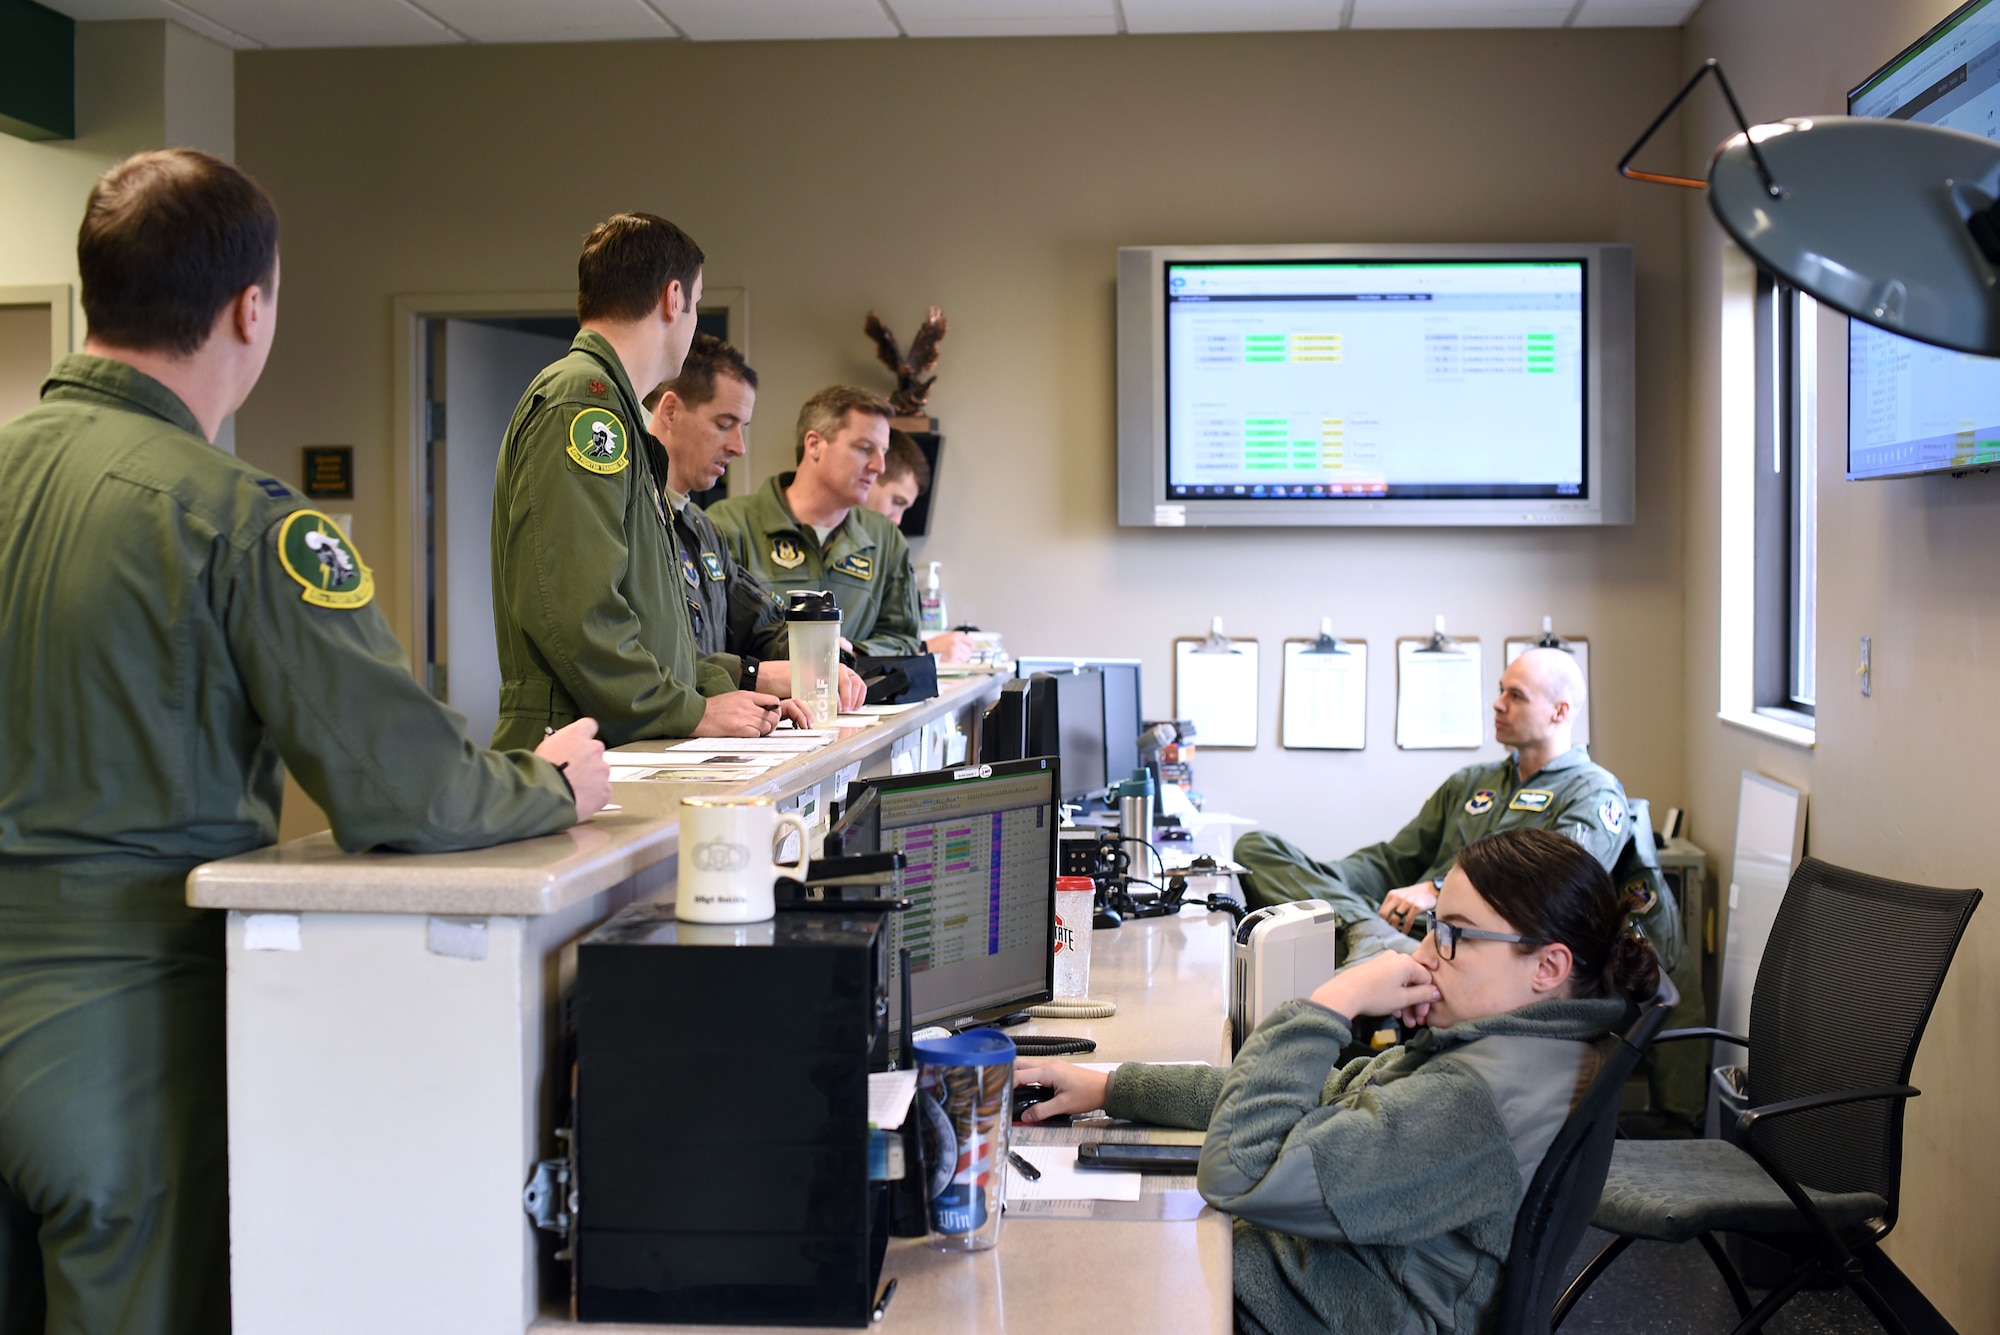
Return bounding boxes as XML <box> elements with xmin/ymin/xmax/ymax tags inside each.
<box><xmin>918</xmin><ymin>561</ymin><xmax>947</xmax><ymax>637</ymax></box>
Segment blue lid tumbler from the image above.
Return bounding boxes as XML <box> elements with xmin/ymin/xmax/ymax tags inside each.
<box><xmin>912</xmin><ymin>1030</ymin><xmax>1015</xmax><ymax>1252</ymax></box>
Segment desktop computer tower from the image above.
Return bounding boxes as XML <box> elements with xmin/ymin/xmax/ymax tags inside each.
<box><xmin>571</xmin><ymin>904</ymin><xmax>890</xmax><ymax>1327</ymax></box>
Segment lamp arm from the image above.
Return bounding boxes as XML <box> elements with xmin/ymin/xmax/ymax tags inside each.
<box><xmin>1620</xmin><ymin>59</ymin><xmax>1783</xmax><ymax>199</ymax></box>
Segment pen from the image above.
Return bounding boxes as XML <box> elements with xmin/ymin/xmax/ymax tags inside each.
<box><xmin>1007</xmin><ymin>1149</ymin><xmax>1041</xmax><ymax>1181</ymax></box>
<box><xmin>871</xmin><ymin>1277</ymin><xmax>898</xmax><ymax>1322</ymax></box>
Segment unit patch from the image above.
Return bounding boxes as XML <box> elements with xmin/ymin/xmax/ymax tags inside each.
<box><xmin>831</xmin><ymin>552</ymin><xmax>874</xmax><ymax>582</ymax></box>
<box><xmin>275</xmin><ymin>510</ymin><xmax>374</xmax><ymax>609</ymax></box>
<box><xmin>1464</xmin><ymin>790</ymin><xmax>1496</xmax><ymax>816</ymax></box>
<box><xmin>1599</xmin><ymin>795</ymin><xmax>1626</xmax><ymax>834</ymax></box>
<box><xmin>771</xmin><ymin>537</ymin><xmax>805</xmax><ymax>569</ymax></box>
<box><xmin>1623</xmin><ymin>875</ymin><xmax>1659</xmax><ymax>915</ymax></box>
<box><xmin>1508</xmin><ymin>789</ymin><xmax>1555</xmax><ymax>813</ymax></box>
<box><xmin>701</xmin><ymin>551</ymin><xmax>727</xmax><ymax>581</ymax></box>
<box><xmin>681</xmin><ymin>553</ymin><xmax>700</xmax><ymax>589</ymax></box>
<box><xmin>565</xmin><ymin>408</ymin><xmax>629</xmax><ymax>475</ymax></box>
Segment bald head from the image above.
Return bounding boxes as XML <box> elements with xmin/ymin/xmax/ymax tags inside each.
<box><xmin>1493</xmin><ymin>647</ymin><xmax>1585</xmax><ymax>754</ymax></box>
<box><xmin>1516</xmin><ymin>647</ymin><xmax>1585</xmax><ymax>707</ymax></box>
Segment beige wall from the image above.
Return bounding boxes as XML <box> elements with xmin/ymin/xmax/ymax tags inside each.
<box><xmin>1681</xmin><ymin>0</ymin><xmax>2000</xmax><ymax>1325</ymax></box>
<box><xmin>235</xmin><ymin>28</ymin><xmax>1688</xmax><ymax>855</ymax></box>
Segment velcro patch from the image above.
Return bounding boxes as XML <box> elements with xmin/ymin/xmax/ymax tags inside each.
<box><xmin>1464</xmin><ymin>789</ymin><xmax>1496</xmax><ymax>816</ymax></box>
<box><xmin>1508</xmin><ymin>789</ymin><xmax>1554</xmax><ymax>813</ymax></box>
<box><xmin>701</xmin><ymin>551</ymin><xmax>727</xmax><ymax>581</ymax></box>
<box><xmin>1599</xmin><ymin>795</ymin><xmax>1627</xmax><ymax>834</ymax></box>
<box><xmin>565</xmin><ymin>407</ymin><xmax>629</xmax><ymax>475</ymax></box>
<box><xmin>274</xmin><ymin>510</ymin><xmax>373</xmax><ymax>609</ymax></box>
<box><xmin>256</xmin><ymin>477</ymin><xmax>292</xmax><ymax>500</ymax></box>
<box><xmin>831</xmin><ymin>551</ymin><xmax>874</xmax><ymax>582</ymax></box>
<box><xmin>771</xmin><ymin>537</ymin><xmax>805</xmax><ymax>570</ymax></box>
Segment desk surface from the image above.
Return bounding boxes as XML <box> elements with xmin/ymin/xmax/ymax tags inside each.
<box><xmin>530</xmin><ymin>908</ymin><xmax>1239</xmax><ymax>1334</ymax></box>
<box><xmin>185</xmin><ymin>676</ymin><xmax>1001</xmax><ymax>917</ymax></box>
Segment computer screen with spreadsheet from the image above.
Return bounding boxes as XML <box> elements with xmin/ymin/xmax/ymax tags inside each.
<box><xmin>853</xmin><ymin>758</ymin><xmax>1057</xmax><ymax>1031</ymax></box>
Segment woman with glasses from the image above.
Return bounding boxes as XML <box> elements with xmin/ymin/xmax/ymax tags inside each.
<box><xmin>1017</xmin><ymin>826</ymin><xmax>1660</xmax><ymax>1335</ymax></box>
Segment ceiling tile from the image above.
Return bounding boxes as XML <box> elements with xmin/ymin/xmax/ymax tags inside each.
<box><xmin>1570</xmin><ymin>0</ymin><xmax>1698</xmax><ymax>26</ymax></box>
<box><xmin>1352</xmin><ymin>0</ymin><xmax>1571</xmax><ymax>27</ymax></box>
<box><xmin>1123</xmin><ymin>0</ymin><xmax>1351</xmax><ymax>34</ymax></box>
<box><xmin>655</xmin><ymin>0</ymin><xmax>900</xmax><ymax>40</ymax></box>
<box><xmin>890</xmin><ymin>0</ymin><xmax>1117</xmax><ymax>38</ymax></box>
<box><xmin>169</xmin><ymin>0</ymin><xmax>462</xmax><ymax>46</ymax></box>
<box><xmin>38</xmin><ymin>0</ymin><xmax>259</xmax><ymax>47</ymax></box>
<box><xmin>422</xmin><ymin>0</ymin><xmax>677</xmax><ymax>42</ymax></box>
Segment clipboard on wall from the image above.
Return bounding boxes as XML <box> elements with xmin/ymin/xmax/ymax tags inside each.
<box><xmin>1173</xmin><ymin>624</ymin><xmax>1259</xmax><ymax>749</ymax></box>
<box><xmin>1504</xmin><ymin>627</ymin><xmax>1590</xmax><ymax>747</ymax></box>
<box><xmin>1395</xmin><ymin>623</ymin><xmax>1483</xmax><ymax>750</ymax></box>
<box><xmin>1280</xmin><ymin>625</ymin><xmax>1367</xmax><ymax>750</ymax></box>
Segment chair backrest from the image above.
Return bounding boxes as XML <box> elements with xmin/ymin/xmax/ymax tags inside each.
<box><xmin>1492</xmin><ymin>977</ymin><xmax>1677</xmax><ymax>1335</ymax></box>
<box><xmin>1745</xmin><ymin>857</ymin><xmax>1980</xmax><ymax>1220</ymax></box>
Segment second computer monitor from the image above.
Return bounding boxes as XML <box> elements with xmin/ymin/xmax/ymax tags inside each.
<box><xmin>1014</xmin><ymin>657</ymin><xmax>1143</xmax><ymax>806</ymax></box>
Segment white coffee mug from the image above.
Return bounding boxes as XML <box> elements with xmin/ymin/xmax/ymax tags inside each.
<box><xmin>675</xmin><ymin>796</ymin><xmax>810</xmax><ymax>924</ymax></box>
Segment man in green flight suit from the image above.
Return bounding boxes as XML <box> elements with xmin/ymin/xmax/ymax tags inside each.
<box><xmin>643</xmin><ymin>335</ymin><xmax>865</xmax><ymax>709</ymax></box>
<box><xmin>0</xmin><ymin>150</ymin><xmax>613</xmax><ymax>1335</ymax></box>
<box><xmin>489</xmin><ymin>214</ymin><xmax>802</xmax><ymax>751</ymax></box>
<box><xmin>706</xmin><ymin>386</ymin><xmax>924</xmax><ymax>658</ymax></box>
<box><xmin>1237</xmin><ymin>647</ymin><xmax>1705</xmax><ymax>1131</ymax></box>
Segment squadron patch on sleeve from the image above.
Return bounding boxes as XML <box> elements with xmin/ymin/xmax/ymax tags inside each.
<box><xmin>275</xmin><ymin>510</ymin><xmax>374</xmax><ymax>609</ymax></box>
<box><xmin>565</xmin><ymin>407</ymin><xmax>630</xmax><ymax>475</ymax></box>
<box><xmin>1508</xmin><ymin>789</ymin><xmax>1555</xmax><ymax>813</ymax></box>
<box><xmin>1464</xmin><ymin>790</ymin><xmax>1496</xmax><ymax>816</ymax></box>
<box><xmin>701</xmin><ymin>551</ymin><xmax>727</xmax><ymax>581</ymax></box>
<box><xmin>1599</xmin><ymin>795</ymin><xmax>1627</xmax><ymax>834</ymax></box>
<box><xmin>771</xmin><ymin>537</ymin><xmax>805</xmax><ymax>569</ymax></box>
<box><xmin>830</xmin><ymin>551</ymin><xmax>874</xmax><ymax>582</ymax></box>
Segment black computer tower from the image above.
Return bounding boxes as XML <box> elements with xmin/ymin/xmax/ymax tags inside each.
<box><xmin>572</xmin><ymin>904</ymin><xmax>890</xmax><ymax>1327</ymax></box>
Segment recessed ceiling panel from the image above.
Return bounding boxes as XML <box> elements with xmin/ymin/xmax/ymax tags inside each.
<box><xmin>1352</xmin><ymin>0</ymin><xmax>1571</xmax><ymax>27</ymax></box>
<box><xmin>423</xmin><ymin>0</ymin><xmax>677</xmax><ymax>43</ymax></box>
<box><xmin>891</xmin><ymin>0</ymin><xmax>1117</xmax><ymax>38</ymax></box>
<box><xmin>655</xmin><ymin>0</ymin><xmax>900</xmax><ymax>40</ymax></box>
<box><xmin>1123</xmin><ymin>0</ymin><xmax>1350</xmax><ymax>33</ymax></box>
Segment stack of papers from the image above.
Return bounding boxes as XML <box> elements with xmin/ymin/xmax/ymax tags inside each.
<box><xmin>1004</xmin><ymin>1146</ymin><xmax>1142</xmax><ymax>1203</ymax></box>
<box><xmin>605</xmin><ymin>730</ymin><xmax>842</xmax><ymax>782</ymax></box>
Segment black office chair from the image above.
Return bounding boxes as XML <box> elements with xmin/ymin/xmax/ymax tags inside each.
<box><xmin>1492</xmin><ymin>973</ymin><xmax>1678</xmax><ymax>1335</ymax></box>
<box><xmin>1553</xmin><ymin>858</ymin><xmax>1981</xmax><ymax>1335</ymax></box>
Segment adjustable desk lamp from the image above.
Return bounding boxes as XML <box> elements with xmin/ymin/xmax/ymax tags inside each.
<box><xmin>1629</xmin><ymin>59</ymin><xmax>2000</xmax><ymax>356</ymax></box>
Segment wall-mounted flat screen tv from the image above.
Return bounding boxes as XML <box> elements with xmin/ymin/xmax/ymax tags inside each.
<box><xmin>1848</xmin><ymin>0</ymin><xmax>2000</xmax><ymax>479</ymax></box>
<box><xmin>1116</xmin><ymin>243</ymin><xmax>1634</xmax><ymax>528</ymax></box>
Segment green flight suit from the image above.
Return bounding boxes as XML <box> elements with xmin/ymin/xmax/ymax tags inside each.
<box><xmin>664</xmin><ymin>483</ymin><xmax>789</xmax><ymax>688</ymax></box>
<box><xmin>1237</xmin><ymin>745</ymin><xmax>1705</xmax><ymax>1132</ymax></box>
<box><xmin>490</xmin><ymin>332</ymin><xmax>734</xmax><ymax>751</ymax></box>
<box><xmin>0</xmin><ymin>355</ymin><xmax>576</xmax><ymax>1335</ymax></box>
<box><xmin>706</xmin><ymin>473</ymin><xmax>924</xmax><ymax>658</ymax></box>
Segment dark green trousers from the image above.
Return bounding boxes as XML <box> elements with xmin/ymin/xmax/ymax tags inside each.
<box><xmin>1235</xmin><ymin>830</ymin><xmax>1381</xmax><ymax>922</ymax></box>
<box><xmin>0</xmin><ymin>867</ymin><xmax>228</xmax><ymax>1335</ymax></box>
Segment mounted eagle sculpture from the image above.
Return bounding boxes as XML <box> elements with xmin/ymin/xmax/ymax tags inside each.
<box><xmin>863</xmin><ymin>305</ymin><xmax>948</xmax><ymax>417</ymax></box>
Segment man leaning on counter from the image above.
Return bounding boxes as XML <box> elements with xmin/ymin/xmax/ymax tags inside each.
<box><xmin>0</xmin><ymin>149</ymin><xmax>612</xmax><ymax>1335</ymax></box>
<box><xmin>488</xmin><ymin>212</ymin><xmax>804</xmax><ymax>749</ymax></box>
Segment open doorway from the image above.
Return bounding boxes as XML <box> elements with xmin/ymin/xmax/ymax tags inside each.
<box><xmin>0</xmin><ymin>286</ymin><xmax>73</xmax><ymax>421</ymax></box>
<box><xmin>399</xmin><ymin>289</ymin><xmax>748</xmax><ymax>749</ymax></box>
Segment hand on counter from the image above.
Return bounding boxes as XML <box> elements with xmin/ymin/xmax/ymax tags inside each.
<box><xmin>838</xmin><ymin>665</ymin><xmax>868</xmax><ymax>712</ymax></box>
<box><xmin>926</xmin><ymin>631</ymin><xmax>974</xmax><ymax>665</ymax></box>
<box><xmin>1013</xmin><ymin>1058</ymin><xmax>1109</xmax><ymax>1124</ymax></box>
<box><xmin>537</xmin><ymin>718</ymin><xmax>611</xmax><ymax>821</ymax></box>
<box><xmin>753</xmin><ymin>660</ymin><xmax>868</xmax><ymax>713</ymax></box>
<box><xmin>694</xmin><ymin>690</ymin><xmax>786</xmax><ymax>737</ymax></box>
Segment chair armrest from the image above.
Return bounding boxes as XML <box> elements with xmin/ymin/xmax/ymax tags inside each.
<box><xmin>1736</xmin><ymin>1084</ymin><xmax>1918</xmax><ymax>1138</ymax></box>
<box><xmin>1654</xmin><ymin>1026</ymin><xmax>1749</xmax><ymax>1047</ymax></box>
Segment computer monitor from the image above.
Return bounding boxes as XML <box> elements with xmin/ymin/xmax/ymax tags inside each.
<box><xmin>1051</xmin><ymin>670</ymin><xmax>1106</xmax><ymax>801</ymax></box>
<box><xmin>977</xmin><ymin>678</ymin><xmax>1029</xmax><ymax>763</ymax></box>
<box><xmin>846</xmin><ymin>757</ymin><xmax>1058</xmax><ymax>1033</ymax></box>
<box><xmin>1014</xmin><ymin>657</ymin><xmax>1144</xmax><ymax>805</ymax></box>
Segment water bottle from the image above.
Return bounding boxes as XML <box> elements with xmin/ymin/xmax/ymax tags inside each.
<box><xmin>785</xmin><ymin>590</ymin><xmax>842</xmax><ymax>728</ymax></box>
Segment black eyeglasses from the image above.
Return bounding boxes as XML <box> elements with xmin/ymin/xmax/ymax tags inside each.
<box><xmin>1419</xmin><ymin>911</ymin><xmax>1542</xmax><ymax>960</ymax></box>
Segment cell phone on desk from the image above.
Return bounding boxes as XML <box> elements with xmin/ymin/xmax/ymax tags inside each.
<box><xmin>1075</xmin><ymin>1142</ymin><xmax>1203</xmax><ymax>1174</ymax></box>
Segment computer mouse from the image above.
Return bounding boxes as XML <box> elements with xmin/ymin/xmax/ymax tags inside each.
<box><xmin>1012</xmin><ymin>1084</ymin><xmax>1066</xmax><ymax>1123</ymax></box>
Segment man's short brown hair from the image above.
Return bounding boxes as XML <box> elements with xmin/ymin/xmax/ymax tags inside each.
<box><xmin>577</xmin><ymin>213</ymin><xmax>704</xmax><ymax>324</ymax></box>
<box><xmin>655</xmin><ymin>333</ymin><xmax>757</xmax><ymax>411</ymax></box>
<box><xmin>79</xmin><ymin>149</ymin><xmax>280</xmax><ymax>356</ymax></box>
<box><xmin>884</xmin><ymin>429</ymin><xmax>931</xmax><ymax>494</ymax></box>
<box><xmin>794</xmin><ymin>386</ymin><xmax>893</xmax><ymax>463</ymax></box>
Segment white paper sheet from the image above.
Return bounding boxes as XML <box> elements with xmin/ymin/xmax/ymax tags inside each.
<box><xmin>1395</xmin><ymin>640</ymin><xmax>1484</xmax><ymax>749</ymax></box>
<box><xmin>1003</xmin><ymin>1146</ymin><xmax>1143</xmax><ymax>1203</ymax></box>
<box><xmin>1281</xmin><ymin>641</ymin><xmax>1367</xmax><ymax>750</ymax></box>
<box><xmin>867</xmin><ymin>1070</ymin><xmax>919</xmax><ymax>1129</ymax></box>
<box><xmin>605</xmin><ymin>750</ymin><xmax>779</xmax><ymax>773</ymax></box>
<box><xmin>1173</xmin><ymin>640</ymin><xmax>1259</xmax><ymax>748</ymax></box>
<box><xmin>669</xmin><ymin>735</ymin><xmax>832</xmax><ymax>753</ymax></box>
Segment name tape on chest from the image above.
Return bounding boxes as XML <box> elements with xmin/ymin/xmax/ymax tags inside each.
<box><xmin>831</xmin><ymin>551</ymin><xmax>874</xmax><ymax>582</ymax></box>
<box><xmin>1508</xmin><ymin>789</ymin><xmax>1555</xmax><ymax>813</ymax></box>
<box><xmin>771</xmin><ymin>536</ymin><xmax>806</xmax><ymax>569</ymax></box>
<box><xmin>566</xmin><ymin>407</ymin><xmax>629</xmax><ymax>475</ymax></box>
<box><xmin>275</xmin><ymin>510</ymin><xmax>374</xmax><ymax>609</ymax></box>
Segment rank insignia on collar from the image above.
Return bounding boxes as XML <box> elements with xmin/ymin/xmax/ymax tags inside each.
<box><xmin>587</xmin><ymin>379</ymin><xmax>607</xmax><ymax>397</ymax></box>
<box><xmin>701</xmin><ymin>551</ymin><xmax>727</xmax><ymax>581</ymax></box>
<box><xmin>831</xmin><ymin>551</ymin><xmax>874</xmax><ymax>582</ymax></box>
<box><xmin>1464</xmin><ymin>790</ymin><xmax>1496</xmax><ymax>816</ymax></box>
<box><xmin>1509</xmin><ymin>789</ymin><xmax>1555</xmax><ymax>813</ymax></box>
<box><xmin>681</xmin><ymin>553</ymin><xmax>700</xmax><ymax>588</ymax></box>
<box><xmin>565</xmin><ymin>408</ymin><xmax>629</xmax><ymax>475</ymax></box>
<box><xmin>1599</xmin><ymin>795</ymin><xmax>1626</xmax><ymax>834</ymax></box>
<box><xmin>771</xmin><ymin>537</ymin><xmax>805</xmax><ymax>569</ymax></box>
<box><xmin>274</xmin><ymin>509</ymin><xmax>374</xmax><ymax>609</ymax></box>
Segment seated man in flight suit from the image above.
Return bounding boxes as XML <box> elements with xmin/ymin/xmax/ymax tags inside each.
<box><xmin>862</xmin><ymin>428</ymin><xmax>975</xmax><ymax>665</ymax></box>
<box><xmin>643</xmin><ymin>335</ymin><xmax>864</xmax><ymax>710</ymax></box>
<box><xmin>1237</xmin><ymin>647</ymin><xmax>1705</xmax><ymax>1132</ymax></box>
<box><xmin>0</xmin><ymin>149</ymin><xmax>612</xmax><ymax>1335</ymax></box>
<box><xmin>707</xmin><ymin>386</ymin><xmax>924</xmax><ymax>658</ymax></box>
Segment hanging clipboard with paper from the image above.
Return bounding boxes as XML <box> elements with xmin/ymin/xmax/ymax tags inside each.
<box><xmin>1173</xmin><ymin>618</ymin><xmax>1259</xmax><ymax>749</ymax></box>
<box><xmin>1504</xmin><ymin>618</ymin><xmax>1590</xmax><ymax>746</ymax></box>
<box><xmin>1280</xmin><ymin>620</ymin><xmax>1367</xmax><ymax>750</ymax></box>
<box><xmin>1395</xmin><ymin>619</ymin><xmax>1483</xmax><ymax>750</ymax></box>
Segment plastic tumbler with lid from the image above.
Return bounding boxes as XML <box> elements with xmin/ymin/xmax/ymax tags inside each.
<box><xmin>1052</xmin><ymin>875</ymin><xmax>1095</xmax><ymax>999</ymax></box>
<box><xmin>784</xmin><ymin>589</ymin><xmax>842</xmax><ymax>728</ymax></box>
<box><xmin>913</xmin><ymin>1029</ymin><xmax>1015</xmax><ymax>1252</ymax></box>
